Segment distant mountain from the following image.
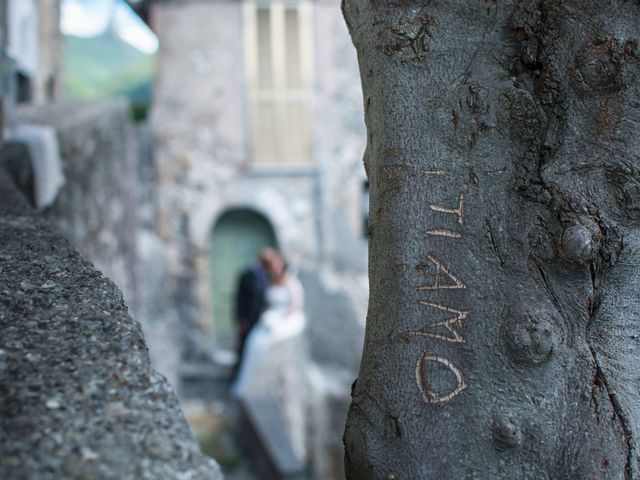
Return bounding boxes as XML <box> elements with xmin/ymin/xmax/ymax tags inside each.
<box><xmin>62</xmin><ymin>30</ymin><xmax>155</xmax><ymax>109</ymax></box>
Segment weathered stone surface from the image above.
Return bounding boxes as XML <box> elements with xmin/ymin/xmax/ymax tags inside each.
<box><xmin>0</xmin><ymin>165</ymin><xmax>33</xmax><ymax>217</ymax></box>
<box><xmin>0</xmin><ymin>142</ymin><xmax>35</xmax><ymax>205</ymax></box>
<box><xmin>302</xmin><ymin>271</ymin><xmax>365</xmax><ymax>373</ymax></box>
<box><xmin>15</xmin><ymin>99</ymin><xmax>181</xmax><ymax>389</ymax></box>
<box><xmin>307</xmin><ymin>365</ymin><xmax>354</xmax><ymax>480</ymax></box>
<box><xmin>301</xmin><ymin>270</ymin><xmax>365</xmax><ymax>480</ymax></box>
<box><xmin>17</xmin><ymin>99</ymin><xmax>140</xmax><ymax>315</ymax></box>
<box><xmin>0</xmin><ymin>192</ymin><xmax>222</xmax><ymax>479</ymax></box>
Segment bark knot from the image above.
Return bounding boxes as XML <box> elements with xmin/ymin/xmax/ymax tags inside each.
<box><xmin>502</xmin><ymin>309</ymin><xmax>558</xmax><ymax>366</ymax></box>
<box><xmin>492</xmin><ymin>417</ymin><xmax>523</xmax><ymax>451</ymax></box>
<box><xmin>560</xmin><ymin>224</ymin><xmax>596</xmax><ymax>263</ymax></box>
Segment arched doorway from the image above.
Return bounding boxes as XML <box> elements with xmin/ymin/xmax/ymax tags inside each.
<box><xmin>209</xmin><ymin>208</ymin><xmax>278</xmax><ymax>349</ymax></box>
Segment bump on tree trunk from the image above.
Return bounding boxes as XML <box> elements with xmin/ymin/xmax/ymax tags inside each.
<box><xmin>342</xmin><ymin>1</ymin><xmax>640</xmax><ymax>478</ymax></box>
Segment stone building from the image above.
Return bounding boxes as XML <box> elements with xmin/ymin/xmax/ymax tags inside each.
<box><xmin>1</xmin><ymin>0</ymin><xmax>60</xmax><ymax>123</ymax></box>
<box><xmin>146</xmin><ymin>1</ymin><xmax>368</xmax><ymax>476</ymax></box>
<box><xmin>147</xmin><ymin>0</ymin><xmax>367</xmax><ymax>379</ymax></box>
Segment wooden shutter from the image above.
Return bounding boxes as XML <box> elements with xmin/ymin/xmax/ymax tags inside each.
<box><xmin>245</xmin><ymin>0</ymin><xmax>312</xmax><ymax>165</ymax></box>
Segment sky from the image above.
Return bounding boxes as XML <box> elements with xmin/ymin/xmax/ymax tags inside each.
<box><xmin>60</xmin><ymin>0</ymin><xmax>159</xmax><ymax>54</ymax></box>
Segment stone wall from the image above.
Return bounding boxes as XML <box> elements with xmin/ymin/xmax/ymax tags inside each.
<box><xmin>15</xmin><ymin>98</ymin><xmax>181</xmax><ymax>389</ymax></box>
<box><xmin>0</xmin><ymin>156</ymin><xmax>222</xmax><ymax>480</ymax></box>
<box><xmin>17</xmin><ymin>99</ymin><xmax>140</xmax><ymax>311</ymax></box>
<box><xmin>313</xmin><ymin>0</ymin><xmax>368</xmax><ymax>272</ymax></box>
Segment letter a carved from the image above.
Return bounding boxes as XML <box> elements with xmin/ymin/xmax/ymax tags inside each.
<box><xmin>416</xmin><ymin>255</ymin><xmax>466</xmax><ymax>291</ymax></box>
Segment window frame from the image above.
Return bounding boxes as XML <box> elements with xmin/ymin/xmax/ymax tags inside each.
<box><xmin>243</xmin><ymin>0</ymin><xmax>314</xmax><ymax>168</ymax></box>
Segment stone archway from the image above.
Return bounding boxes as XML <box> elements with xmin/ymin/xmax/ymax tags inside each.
<box><xmin>208</xmin><ymin>208</ymin><xmax>278</xmax><ymax>350</ymax></box>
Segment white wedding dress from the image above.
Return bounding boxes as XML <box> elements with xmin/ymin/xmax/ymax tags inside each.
<box><xmin>231</xmin><ymin>277</ymin><xmax>305</xmax><ymax>398</ymax></box>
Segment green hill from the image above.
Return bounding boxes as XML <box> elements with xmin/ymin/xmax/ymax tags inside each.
<box><xmin>62</xmin><ymin>31</ymin><xmax>155</xmax><ymax>116</ymax></box>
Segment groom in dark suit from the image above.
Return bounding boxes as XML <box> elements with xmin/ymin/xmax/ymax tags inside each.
<box><xmin>233</xmin><ymin>248</ymin><xmax>275</xmax><ymax>378</ymax></box>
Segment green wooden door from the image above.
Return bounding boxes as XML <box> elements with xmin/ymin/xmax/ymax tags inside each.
<box><xmin>209</xmin><ymin>209</ymin><xmax>277</xmax><ymax>349</ymax></box>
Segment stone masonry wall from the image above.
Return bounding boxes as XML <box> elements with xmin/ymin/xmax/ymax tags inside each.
<box><xmin>0</xmin><ymin>161</ymin><xmax>222</xmax><ymax>479</ymax></box>
<box><xmin>14</xmin><ymin>99</ymin><xmax>183</xmax><ymax>387</ymax></box>
<box><xmin>17</xmin><ymin>99</ymin><xmax>140</xmax><ymax>313</ymax></box>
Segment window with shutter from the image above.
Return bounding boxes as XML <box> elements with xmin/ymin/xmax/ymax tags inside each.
<box><xmin>244</xmin><ymin>0</ymin><xmax>312</xmax><ymax>165</ymax></box>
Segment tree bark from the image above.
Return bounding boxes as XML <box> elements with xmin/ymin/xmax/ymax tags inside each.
<box><xmin>342</xmin><ymin>1</ymin><xmax>640</xmax><ymax>478</ymax></box>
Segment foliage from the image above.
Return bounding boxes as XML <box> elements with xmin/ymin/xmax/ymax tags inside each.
<box><xmin>62</xmin><ymin>32</ymin><xmax>155</xmax><ymax>120</ymax></box>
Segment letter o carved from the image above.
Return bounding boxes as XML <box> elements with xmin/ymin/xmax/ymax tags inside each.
<box><xmin>415</xmin><ymin>351</ymin><xmax>467</xmax><ymax>405</ymax></box>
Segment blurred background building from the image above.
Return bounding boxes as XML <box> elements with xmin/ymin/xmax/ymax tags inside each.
<box><xmin>1</xmin><ymin>1</ymin><xmax>368</xmax><ymax>478</ymax></box>
<box><xmin>1</xmin><ymin>0</ymin><xmax>60</xmax><ymax>125</ymax></box>
<box><xmin>147</xmin><ymin>0</ymin><xmax>367</xmax><ymax>380</ymax></box>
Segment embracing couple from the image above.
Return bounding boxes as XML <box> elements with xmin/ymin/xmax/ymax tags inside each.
<box><xmin>231</xmin><ymin>248</ymin><xmax>305</xmax><ymax>397</ymax></box>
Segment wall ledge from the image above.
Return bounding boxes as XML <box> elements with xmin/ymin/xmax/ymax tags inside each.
<box><xmin>0</xmin><ymin>160</ymin><xmax>222</xmax><ymax>479</ymax></box>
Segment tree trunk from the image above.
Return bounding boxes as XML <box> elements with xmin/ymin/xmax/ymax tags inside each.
<box><xmin>342</xmin><ymin>1</ymin><xmax>640</xmax><ymax>478</ymax></box>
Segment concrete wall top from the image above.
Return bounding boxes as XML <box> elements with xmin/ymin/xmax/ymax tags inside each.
<box><xmin>0</xmin><ymin>155</ymin><xmax>223</xmax><ymax>480</ymax></box>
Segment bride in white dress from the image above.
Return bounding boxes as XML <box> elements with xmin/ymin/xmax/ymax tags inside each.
<box><xmin>231</xmin><ymin>253</ymin><xmax>305</xmax><ymax>398</ymax></box>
